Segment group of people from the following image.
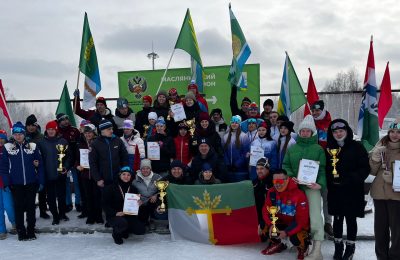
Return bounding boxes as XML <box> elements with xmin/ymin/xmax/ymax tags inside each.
<box><xmin>0</xmin><ymin>82</ymin><xmax>398</xmax><ymax>260</ymax></box>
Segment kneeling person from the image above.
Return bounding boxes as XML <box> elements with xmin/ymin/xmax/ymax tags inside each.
<box><xmin>261</xmin><ymin>169</ymin><xmax>310</xmax><ymax>259</ymax></box>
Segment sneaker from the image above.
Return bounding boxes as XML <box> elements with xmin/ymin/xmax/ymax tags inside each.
<box><xmin>261</xmin><ymin>241</ymin><xmax>287</xmax><ymax>255</ymax></box>
<box><xmin>324</xmin><ymin>223</ymin><xmax>334</xmax><ymax>237</ymax></box>
<box><xmin>0</xmin><ymin>233</ymin><xmax>7</xmax><ymax>240</ymax></box>
<box><xmin>112</xmin><ymin>233</ymin><xmax>123</xmax><ymax>245</ymax></box>
<box><xmin>40</xmin><ymin>211</ymin><xmax>51</xmax><ymax>219</ymax></box>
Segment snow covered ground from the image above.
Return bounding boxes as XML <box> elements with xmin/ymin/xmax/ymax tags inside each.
<box><xmin>1</xmin><ymin>232</ymin><xmax>376</xmax><ymax>260</ymax></box>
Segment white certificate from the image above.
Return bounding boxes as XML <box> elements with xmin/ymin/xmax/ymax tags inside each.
<box><xmin>171</xmin><ymin>103</ymin><xmax>187</xmax><ymax>122</ymax></box>
<box><xmin>392</xmin><ymin>160</ymin><xmax>400</xmax><ymax>191</ymax></box>
<box><xmin>147</xmin><ymin>142</ymin><xmax>160</xmax><ymax>160</ymax></box>
<box><xmin>123</xmin><ymin>193</ymin><xmax>140</xmax><ymax>215</ymax></box>
<box><xmin>297</xmin><ymin>159</ymin><xmax>320</xmax><ymax>185</ymax></box>
<box><xmin>250</xmin><ymin>146</ymin><xmax>265</xmax><ymax>166</ymax></box>
<box><xmin>79</xmin><ymin>149</ymin><xmax>90</xmax><ymax>169</ymax></box>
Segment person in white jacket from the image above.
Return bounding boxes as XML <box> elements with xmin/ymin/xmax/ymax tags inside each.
<box><xmin>120</xmin><ymin>120</ymin><xmax>145</xmax><ymax>173</ymax></box>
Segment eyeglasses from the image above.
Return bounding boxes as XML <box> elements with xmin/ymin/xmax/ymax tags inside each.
<box><xmin>331</xmin><ymin>122</ymin><xmax>346</xmax><ymax>130</ymax></box>
<box><xmin>389</xmin><ymin>122</ymin><xmax>400</xmax><ymax>130</ymax></box>
<box><xmin>272</xmin><ymin>179</ymin><xmax>286</xmax><ymax>185</ymax></box>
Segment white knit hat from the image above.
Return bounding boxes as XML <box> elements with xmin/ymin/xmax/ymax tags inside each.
<box><xmin>148</xmin><ymin>112</ymin><xmax>158</xmax><ymax>120</ymax></box>
<box><xmin>140</xmin><ymin>159</ymin><xmax>152</xmax><ymax>169</ymax></box>
<box><xmin>298</xmin><ymin>115</ymin><xmax>317</xmax><ymax>135</ymax></box>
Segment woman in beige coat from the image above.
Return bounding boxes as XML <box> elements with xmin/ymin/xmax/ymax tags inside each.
<box><xmin>370</xmin><ymin>121</ymin><xmax>400</xmax><ymax>260</ymax></box>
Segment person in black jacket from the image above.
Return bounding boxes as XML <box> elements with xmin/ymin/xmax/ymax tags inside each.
<box><xmin>102</xmin><ymin>166</ymin><xmax>146</xmax><ymax>245</ymax></box>
<box><xmin>326</xmin><ymin>119</ymin><xmax>370</xmax><ymax>260</ymax></box>
<box><xmin>193</xmin><ymin>112</ymin><xmax>223</xmax><ymax>158</ymax></box>
<box><xmin>252</xmin><ymin>157</ymin><xmax>273</xmax><ymax>242</ymax></box>
<box><xmin>135</xmin><ymin>95</ymin><xmax>154</xmax><ymax>137</ymax></box>
<box><xmin>190</xmin><ymin>138</ymin><xmax>227</xmax><ymax>183</ymax></box>
<box><xmin>38</xmin><ymin>120</ymin><xmax>72</xmax><ymax>225</ymax></box>
<box><xmin>147</xmin><ymin>117</ymin><xmax>175</xmax><ymax>177</ymax></box>
<box><xmin>230</xmin><ymin>85</ymin><xmax>251</xmax><ymax>121</ymax></box>
<box><xmin>163</xmin><ymin>160</ymin><xmax>193</xmax><ymax>185</ymax></box>
<box><xmin>89</xmin><ymin>120</ymin><xmax>129</xmax><ymax>188</ymax></box>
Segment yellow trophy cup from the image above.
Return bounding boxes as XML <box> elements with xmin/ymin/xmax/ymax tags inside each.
<box><xmin>327</xmin><ymin>148</ymin><xmax>341</xmax><ymax>179</ymax></box>
<box><xmin>143</xmin><ymin>125</ymin><xmax>149</xmax><ymax>138</ymax></box>
<box><xmin>55</xmin><ymin>144</ymin><xmax>68</xmax><ymax>172</ymax></box>
<box><xmin>267</xmin><ymin>205</ymin><xmax>280</xmax><ymax>238</ymax></box>
<box><xmin>185</xmin><ymin>119</ymin><xmax>196</xmax><ymax>137</ymax></box>
<box><xmin>155</xmin><ymin>180</ymin><xmax>169</xmax><ymax>213</ymax></box>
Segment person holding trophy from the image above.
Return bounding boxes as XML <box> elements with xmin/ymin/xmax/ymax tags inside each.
<box><xmin>326</xmin><ymin>119</ymin><xmax>370</xmax><ymax>260</ymax></box>
<box><xmin>261</xmin><ymin>168</ymin><xmax>310</xmax><ymax>259</ymax></box>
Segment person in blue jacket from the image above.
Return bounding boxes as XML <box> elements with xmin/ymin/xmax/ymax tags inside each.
<box><xmin>0</xmin><ymin>122</ymin><xmax>44</xmax><ymax>241</ymax></box>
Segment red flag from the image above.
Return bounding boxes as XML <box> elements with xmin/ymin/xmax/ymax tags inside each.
<box><xmin>0</xmin><ymin>80</ymin><xmax>13</xmax><ymax>129</ymax></box>
<box><xmin>378</xmin><ymin>62</ymin><xmax>392</xmax><ymax>128</ymax></box>
<box><xmin>304</xmin><ymin>68</ymin><xmax>320</xmax><ymax>116</ymax></box>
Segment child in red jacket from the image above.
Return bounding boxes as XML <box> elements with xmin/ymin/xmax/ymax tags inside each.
<box><xmin>173</xmin><ymin>123</ymin><xmax>195</xmax><ymax>166</ymax></box>
<box><xmin>261</xmin><ymin>169</ymin><xmax>310</xmax><ymax>259</ymax></box>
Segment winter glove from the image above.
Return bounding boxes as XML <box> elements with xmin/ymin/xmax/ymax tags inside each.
<box><xmin>73</xmin><ymin>89</ymin><xmax>80</xmax><ymax>97</ymax></box>
<box><xmin>38</xmin><ymin>184</ymin><xmax>44</xmax><ymax>192</ymax></box>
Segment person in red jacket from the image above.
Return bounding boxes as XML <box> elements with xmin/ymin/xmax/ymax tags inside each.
<box><xmin>261</xmin><ymin>169</ymin><xmax>310</xmax><ymax>259</ymax></box>
<box><xmin>173</xmin><ymin>122</ymin><xmax>195</xmax><ymax>166</ymax></box>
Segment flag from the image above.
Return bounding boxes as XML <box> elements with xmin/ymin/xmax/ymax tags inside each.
<box><xmin>79</xmin><ymin>12</ymin><xmax>101</xmax><ymax>109</ymax></box>
<box><xmin>378</xmin><ymin>62</ymin><xmax>392</xmax><ymax>129</ymax></box>
<box><xmin>175</xmin><ymin>9</ymin><xmax>204</xmax><ymax>91</ymax></box>
<box><xmin>228</xmin><ymin>4</ymin><xmax>251</xmax><ymax>90</ymax></box>
<box><xmin>168</xmin><ymin>181</ymin><xmax>260</xmax><ymax>245</ymax></box>
<box><xmin>357</xmin><ymin>38</ymin><xmax>379</xmax><ymax>151</ymax></box>
<box><xmin>0</xmin><ymin>80</ymin><xmax>13</xmax><ymax>129</ymax></box>
<box><xmin>277</xmin><ymin>53</ymin><xmax>307</xmax><ymax>117</ymax></box>
<box><xmin>304</xmin><ymin>68</ymin><xmax>320</xmax><ymax>117</ymax></box>
<box><xmin>56</xmin><ymin>81</ymin><xmax>77</xmax><ymax>127</ymax></box>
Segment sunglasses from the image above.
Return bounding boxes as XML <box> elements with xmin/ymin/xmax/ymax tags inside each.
<box><xmin>248</xmin><ymin>119</ymin><xmax>257</xmax><ymax>124</ymax></box>
<box><xmin>272</xmin><ymin>179</ymin><xmax>286</xmax><ymax>185</ymax></box>
<box><xmin>331</xmin><ymin>122</ymin><xmax>346</xmax><ymax>130</ymax></box>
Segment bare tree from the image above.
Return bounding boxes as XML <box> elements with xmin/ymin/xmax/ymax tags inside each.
<box><xmin>324</xmin><ymin>68</ymin><xmax>362</xmax><ymax>92</ymax></box>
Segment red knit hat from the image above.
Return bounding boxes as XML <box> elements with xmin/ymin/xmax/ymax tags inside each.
<box><xmin>199</xmin><ymin>112</ymin><xmax>210</xmax><ymax>122</ymax></box>
<box><xmin>142</xmin><ymin>95</ymin><xmax>153</xmax><ymax>105</ymax></box>
<box><xmin>46</xmin><ymin>120</ymin><xmax>58</xmax><ymax>131</ymax></box>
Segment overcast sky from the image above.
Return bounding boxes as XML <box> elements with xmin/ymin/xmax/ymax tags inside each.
<box><xmin>1</xmin><ymin>0</ymin><xmax>399</xmax><ymax>101</ymax></box>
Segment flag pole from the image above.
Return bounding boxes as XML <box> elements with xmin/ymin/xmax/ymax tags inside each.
<box><xmin>156</xmin><ymin>49</ymin><xmax>175</xmax><ymax>95</ymax></box>
<box><xmin>74</xmin><ymin>68</ymin><xmax>80</xmax><ymax>113</ymax></box>
<box><xmin>0</xmin><ymin>87</ymin><xmax>13</xmax><ymax>128</ymax></box>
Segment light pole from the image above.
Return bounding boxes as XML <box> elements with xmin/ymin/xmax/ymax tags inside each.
<box><xmin>147</xmin><ymin>41</ymin><xmax>159</xmax><ymax>70</ymax></box>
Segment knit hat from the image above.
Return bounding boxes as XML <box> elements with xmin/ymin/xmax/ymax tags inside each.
<box><xmin>25</xmin><ymin>114</ymin><xmax>38</xmax><ymax>126</ymax></box>
<box><xmin>148</xmin><ymin>112</ymin><xmax>158</xmax><ymax>120</ymax></box>
<box><xmin>170</xmin><ymin>160</ymin><xmax>184</xmax><ymax>169</ymax></box>
<box><xmin>143</xmin><ymin>95</ymin><xmax>153</xmax><ymax>105</ymax></box>
<box><xmin>96</xmin><ymin>97</ymin><xmax>107</xmax><ymax>107</ymax></box>
<box><xmin>199</xmin><ymin>112</ymin><xmax>210</xmax><ymax>122</ymax></box>
<box><xmin>210</xmin><ymin>108</ymin><xmax>222</xmax><ymax>116</ymax></box>
<box><xmin>79</xmin><ymin>119</ymin><xmax>91</xmax><ymax>127</ymax></box>
<box><xmin>83</xmin><ymin>124</ymin><xmax>96</xmax><ymax>133</ymax></box>
<box><xmin>389</xmin><ymin>119</ymin><xmax>400</xmax><ymax>131</ymax></box>
<box><xmin>0</xmin><ymin>130</ymin><xmax>8</xmax><ymax>141</ymax></box>
<box><xmin>140</xmin><ymin>159</ymin><xmax>152</xmax><ymax>169</ymax></box>
<box><xmin>202</xmin><ymin>163</ymin><xmax>212</xmax><ymax>172</ymax></box>
<box><xmin>198</xmin><ymin>138</ymin><xmax>211</xmax><ymax>147</ymax></box>
<box><xmin>156</xmin><ymin>90</ymin><xmax>168</xmax><ymax>99</ymax></box>
<box><xmin>117</xmin><ymin>98</ymin><xmax>129</xmax><ymax>109</ymax></box>
<box><xmin>185</xmin><ymin>91</ymin><xmax>196</xmax><ymax>102</ymax></box>
<box><xmin>256</xmin><ymin>157</ymin><xmax>270</xmax><ymax>168</ymax></box>
<box><xmin>168</xmin><ymin>88</ymin><xmax>178</xmax><ymax>96</ymax></box>
<box><xmin>178</xmin><ymin>122</ymin><xmax>189</xmax><ymax>131</ymax></box>
<box><xmin>98</xmin><ymin>119</ymin><xmax>113</xmax><ymax>131</ymax></box>
<box><xmin>311</xmin><ymin>100</ymin><xmax>324</xmax><ymax>111</ymax></box>
<box><xmin>123</xmin><ymin>119</ymin><xmax>134</xmax><ymax>130</ymax></box>
<box><xmin>248</xmin><ymin>102</ymin><xmax>258</xmax><ymax>111</ymax></box>
<box><xmin>298</xmin><ymin>115</ymin><xmax>317</xmax><ymax>135</ymax></box>
<box><xmin>241</xmin><ymin>97</ymin><xmax>251</xmax><ymax>106</ymax></box>
<box><xmin>263</xmin><ymin>99</ymin><xmax>274</xmax><ymax>108</ymax></box>
<box><xmin>187</xmin><ymin>80</ymin><xmax>199</xmax><ymax>94</ymax></box>
<box><xmin>258</xmin><ymin>121</ymin><xmax>269</xmax><ymax>129</ymax></box>
<box><xmin>46</xmin><ymin>120</ymin><xmax>58</xmax><ymax>131</ymax></box>
<box><xmin>277</xmin><ymin>115</ymin><xmax>289</xmax><ymax>122</ymax></box>
<box><xmin>230</xmin><ymin>115</ymin><xmax>242</xmax><ymax>124</ymax></box>
<box><xmin>280</xmin><ymin>121</ymin><xmax>295</xmax><ymax>133</ymax></box>
<box><xmin>119</xmin><ymin>166</ymin><xmax>133</xmax><ymax>175</ymax></box>
<box><xmin>156</xmin><ymin>116</ymin><xmax>166</xmax><ymax>126</ymax></box>
<box><xmin>56</xmin><ymin>113</ymin><xmax>69</xmax><ymax>122</ymax></box>
<box><xmin>12</xmin><ymin>121</ymin><xmax>25</xmax><ymax>134</ymax></box>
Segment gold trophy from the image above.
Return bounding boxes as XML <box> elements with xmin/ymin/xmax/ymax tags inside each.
<box><xmin>167</xmin><ymin>100</ymin><xmax>175</xmax><ymax>121</ymax></box>
<box><xmin>55</xmin><ymin>144</ymin><xmax>68</xmax><ymax>172</ymax></box>
<box><xmin>185</xmin><ymin>118</ymin><xmax>196</xmax><ymax>136</ymax></box>
<box><xmin>327</xmin><ymin>148</ymin><xmax>341</xmax><ymax>179</ymax></box>
<box><xmin>143</xmin><ymin>125</ymin><xmax>149</xmax><ymax>138</ymax></box>
<box><xmin>267</xmin><ymin>206</ymin><xmax>280</xmax><ymax>238</ymax></box>
<box><xmin>155</xmin><ymin>180</ymin><xmax>169</xmax><ymax>213</ymax></box>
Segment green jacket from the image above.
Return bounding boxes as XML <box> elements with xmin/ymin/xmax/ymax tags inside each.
<box><xmin>283</xmin><ymin>135</ymin><xmax>327</xmax><ymax>191</ymax></box>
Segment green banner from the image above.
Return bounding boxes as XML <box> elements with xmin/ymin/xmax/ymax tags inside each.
<box><xmin>118</xmin><ymin>64</ymin><xmax>260</xmax><ymax>120</ymax></box>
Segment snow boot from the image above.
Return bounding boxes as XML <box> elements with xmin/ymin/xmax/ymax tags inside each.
<box><xmin>333</xmin><ymin>238</ymin><xmax>344</xmax><ymax>259</ymax></box>
<box><xmin>112</xmin><ymin>233</ymin><xmax>123</xmax><ymax>245</ymax></box>
<box><xmin>342</xmin><ymin>241</ymin><xmax>355</xmax><ymax>260</ymax></box>
<box><xmin>304</xmin><ymin>240</ymin><xmax>323</xmax><ymax>260</ymax></box>
<box><xmin>26</xmin><ymin>227</ymin><xmax>36</xmax><ymax>241</ymax></box>
<box><xmin>261</xmin><ymin>241</ymin><xmax>287</xmax><ymax>255</ymax></box>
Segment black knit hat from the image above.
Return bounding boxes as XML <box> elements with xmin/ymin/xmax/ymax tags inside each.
<box><xmin>96</xmin><ymin>97</ymin><xmax>107</xmax><ymax>107</ymax></box>
<box><xmin>263</xmin><ymin>99</ymin><xmax>274</xmax><ymax>108</ymax></box>
<box><xmin>277</xmin><ymin>115</ymin><xmax>289</xmax><ymax>122</ymax></box>
<box><xmin>170</xmin><ymin>160</ymin><xmax>184</xmax><ymax>169</ymax></box>
<box><xmin>241</xmin><ymin>97</ymin><xmax>251</xmax><ymax>105</ymax></box>
<box><xmin>280</xmin><ymin>121</ymin><xmax>295</xmax><ymax>133</ymax></box>
<box><xmin>25</xmin><ymin>114</ymin><xmax>38</xmax><ymax>126</ymax></box>
<box><xmin>56</xmin><ymin>113</ymin><xmax>69</xmax><ymax>122</ymax></box>
<box><xmin>198</xmin><ymin>137</ymin><xmax>211</xmax><ymax>147</ymax></box>
<box><xmin>210</xmin><ymin>108</ymin><xmax>223</xmax><ymax>116</ymax></box>
<box><xmin>311</xmin><ymin>100</ymin><xmax>324</xmax><ymax>111</ymax></box>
